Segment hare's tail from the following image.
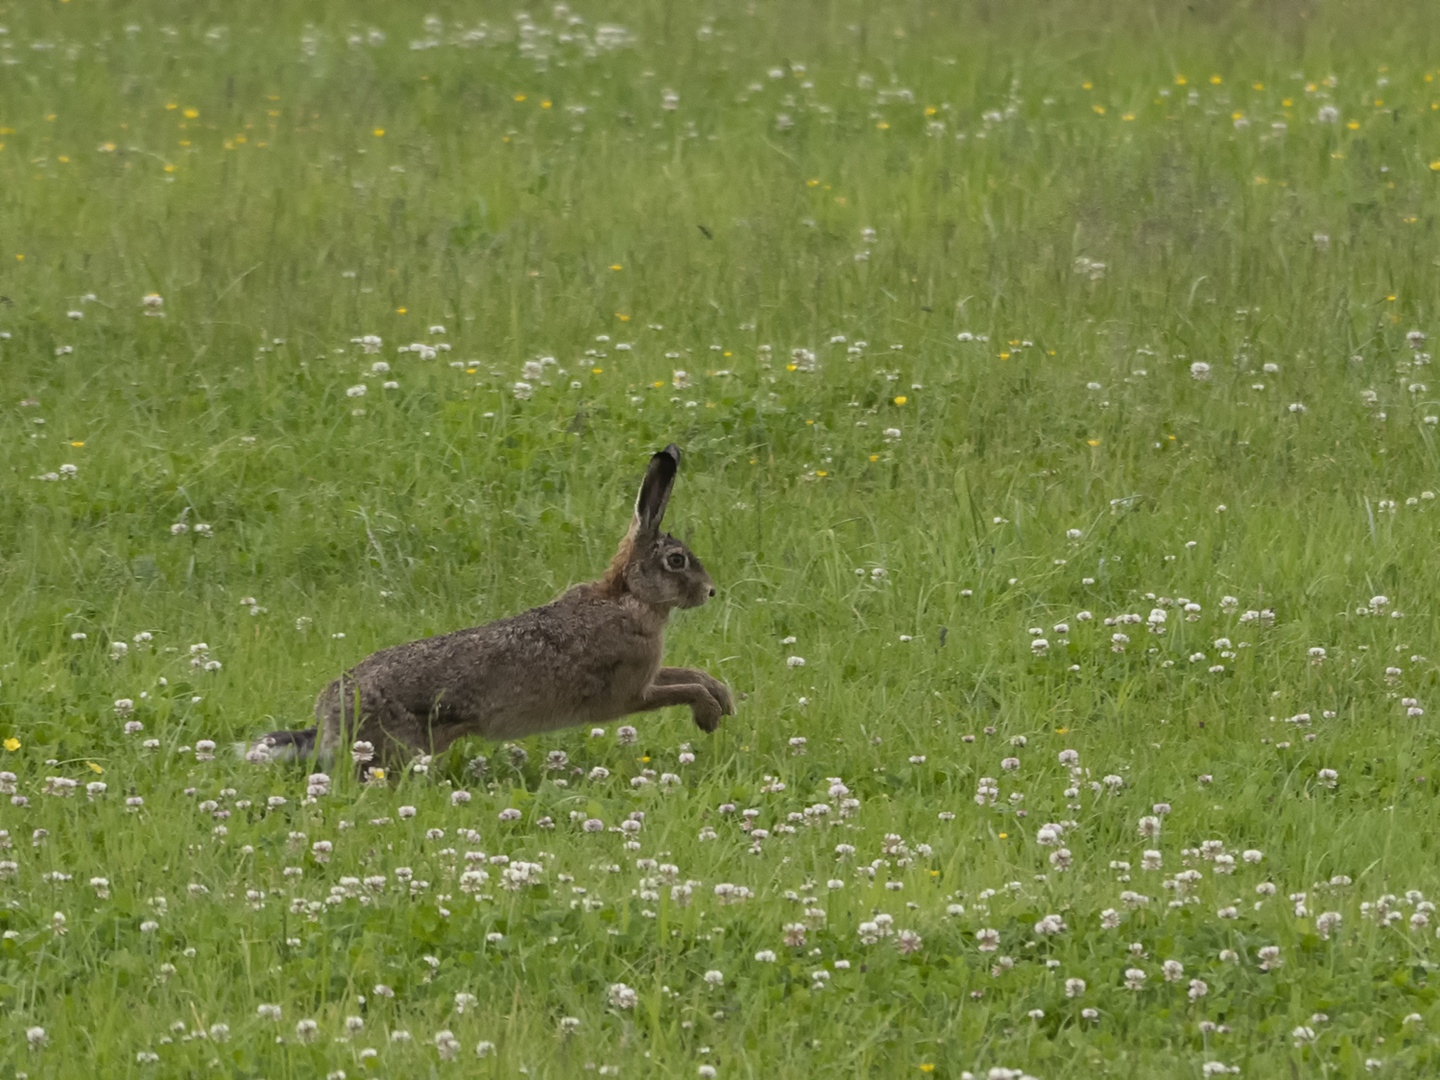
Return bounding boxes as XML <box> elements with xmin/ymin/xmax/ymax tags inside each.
<box><xmin>235</xmin><ymin>726</ymin><xmax>322</xmax><ymax>764</ymax></box>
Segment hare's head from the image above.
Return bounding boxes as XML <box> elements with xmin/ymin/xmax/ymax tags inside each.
<box><xmin>610</xmin><ymin>445</ymin><xmax>716</xmax><ymax>610</ymax></box>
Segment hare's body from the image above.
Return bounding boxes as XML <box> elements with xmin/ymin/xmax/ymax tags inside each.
<box><xmin>311</xmin><ymin>587</ymin><xmax>729</xmax><ymax>757</ymax></box>
<box><xmin>248</xmin><ymin>445</ymin><xmax>732</xmax><ymax>767</ymax></box>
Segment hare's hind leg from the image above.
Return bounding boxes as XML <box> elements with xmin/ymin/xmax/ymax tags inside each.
<box><xmin>315</xmin><ymin>675</ymin><xmax>357</xmax><ymax>761</ymax></box>
<box><xmin>358</xmin><ymin>702</ymin><xmax>431</xmax><ymax>766</ymax></box>
<box><xmin>318</xmin><ymin>674</ymin><xmax>433</xmax><ymax>770</ymax></box>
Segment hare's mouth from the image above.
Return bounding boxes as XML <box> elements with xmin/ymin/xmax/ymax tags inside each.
<box><xmin>682</xmin><ymin>586</ymin><xmax>715</xmax><ymax>609</ymax></box>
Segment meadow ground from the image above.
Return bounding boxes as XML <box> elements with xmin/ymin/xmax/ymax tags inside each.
<box><xmin>3</xmin><ymin>0</ymin><xmax>1440</xmax><ymax>1076</ymax></box>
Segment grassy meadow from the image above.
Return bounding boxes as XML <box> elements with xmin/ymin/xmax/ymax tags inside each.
<box><xmin>5</xmin><ymin>0</ymin><xmax>1440</xmax><ymax>1075</ymax></box>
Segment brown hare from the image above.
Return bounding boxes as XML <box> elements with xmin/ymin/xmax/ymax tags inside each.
<box><xmin>245</xmin><ymin>444</ymin><xmax>732</xmax><ymax>767</ymax></box>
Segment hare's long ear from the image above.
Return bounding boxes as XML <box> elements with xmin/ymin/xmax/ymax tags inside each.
<box><xmin>634</xmin><ymin>444</ymin><xmax>680</xmax><ymax>536</ymax></box>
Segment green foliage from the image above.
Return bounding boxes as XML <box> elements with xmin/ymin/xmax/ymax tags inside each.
<box><xmin>2</xmin><ymin>0</ymin><xmax>1440</xmax><ymax>1076</ymax></box>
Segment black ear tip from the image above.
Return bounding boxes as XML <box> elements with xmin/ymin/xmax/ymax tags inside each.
<box><xmin>647</xmin><ymin>444</ymin><xmax>679</xmax><ymax>479</ymax></box>
<box><xmin>636</xmin><ymin>445</ymin><xmax>680</xmax><ymax>525</ymax></box>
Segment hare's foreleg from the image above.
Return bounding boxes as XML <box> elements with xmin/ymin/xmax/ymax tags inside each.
<box><xmin>653</xmin><ymin>667</ymin><xmax>735</xmax><ymax>717</ymax></box>
<box><xmin>636</xmin><ymin>678</ymin><xmax>728</xmax><ymax>732</ymax></box>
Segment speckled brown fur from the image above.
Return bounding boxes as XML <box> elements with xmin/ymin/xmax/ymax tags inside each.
<box><xmin>248</xmin><ymin>445</ymin><xmax>732</xmax><ymax>767</ymax></box>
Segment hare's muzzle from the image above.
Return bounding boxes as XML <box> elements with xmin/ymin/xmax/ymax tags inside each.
<box><xmin>683</xmin><ymin>570</ymin><xmax>716</xmax><ymax>609</ymax></box>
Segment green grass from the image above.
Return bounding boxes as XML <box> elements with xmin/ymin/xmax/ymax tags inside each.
<box><xmin>4</xmin><ymin>0</ymin><xmax>1440</xmax><ymax>1076</ymax></box>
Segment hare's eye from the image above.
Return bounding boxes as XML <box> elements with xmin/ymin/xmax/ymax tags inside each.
<box><xmin>666</xmin><ymin>552</ymin><xmax>688</xmax><ymax>571</ymax></box>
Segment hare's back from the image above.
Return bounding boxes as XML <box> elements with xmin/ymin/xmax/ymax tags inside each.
<box><xmin>351</xmin><ymin>607</ymin><xmax>562</xmax><ymax>697</ymax></box>
<box><xmin>348</xmin><ymin>597</ymin><xmax>652</xmax><ymax>731</ymax></box>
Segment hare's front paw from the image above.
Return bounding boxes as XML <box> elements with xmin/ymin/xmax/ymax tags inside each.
<box><xmin>692</xmin><ymin>689</ymin><xmax>727</xmax><ymax>733</ymax></box>
<box><xmin>707</xmin><ymin>677</ymin><xmax>735</xmax><ymax>717</ymax></box>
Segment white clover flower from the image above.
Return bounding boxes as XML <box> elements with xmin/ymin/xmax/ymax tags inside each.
<box><xmin>1034</xmin><ymin>914</ymin><xmax>1066</xmax><ymax>935</ymax></box>
<box><xmin>435</xmin><ymin>1030</ymin><xmax>461</xmax><ymax>1061</ymax></box>
<box><xmin>607</xmin><ymin>983</ymin><xmax>638</xmax><ymax>1009</ymax></box>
